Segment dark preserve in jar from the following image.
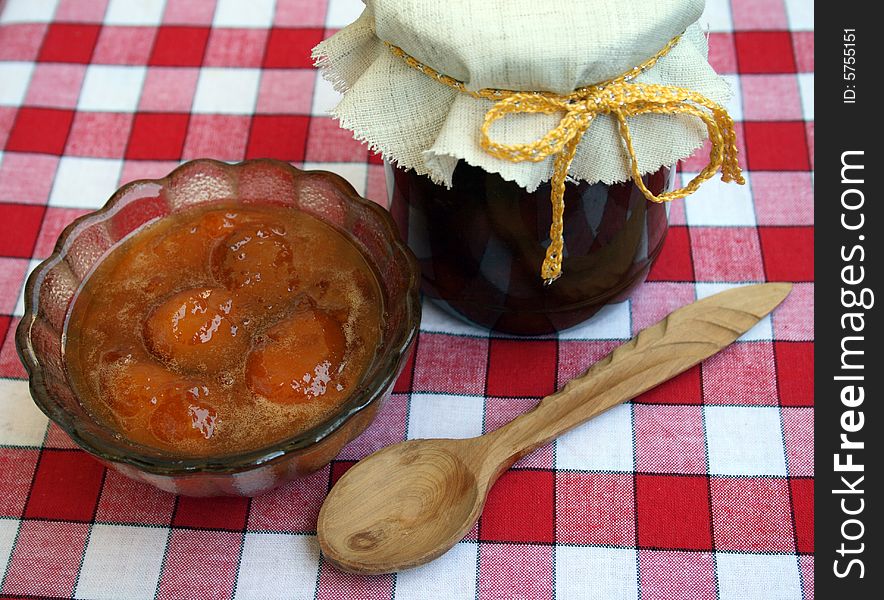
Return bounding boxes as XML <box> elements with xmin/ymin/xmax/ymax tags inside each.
<box><xmin>389</xmin><ymin>163</ymin><xmax>673</xmax><ymax>335</ymax></box>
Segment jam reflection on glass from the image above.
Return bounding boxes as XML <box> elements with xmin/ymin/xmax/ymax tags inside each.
<box><xmin>388</xmin><ymin>162</ymin><xmax>673</xmax><ymax>335</ymax></box>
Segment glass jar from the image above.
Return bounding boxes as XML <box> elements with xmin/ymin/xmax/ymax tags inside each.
<box><xmin>388</xmin><ymin>162</ymin><xmax>674</xmax><ymax>335</ymax></box>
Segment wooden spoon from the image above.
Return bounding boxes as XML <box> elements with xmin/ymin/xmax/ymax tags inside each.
<box><xmin>317</xmin><ymin>282</ymin><xmax>791</xmax><ymax>574</ymax></box>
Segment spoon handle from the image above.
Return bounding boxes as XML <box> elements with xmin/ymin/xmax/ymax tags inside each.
<box><xmin>482</xmin><ymin>283</ymin><xmax>791</xmax><ymax>471</ymax></box>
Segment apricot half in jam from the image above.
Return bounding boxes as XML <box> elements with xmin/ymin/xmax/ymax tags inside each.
<box><xmin>148</xmin><ymin>384</ymin><xmax>219</xmax><ymax>444</ymax></box>
<box><xmin>99</xmin><ymin>358</ymin><xmax>181</xmax><ymax>418</ymax></box>
<box><xmin>143</xmin><ymin>287</ymin><xmax>243</xmax><ymax>371</ymax></box>
<box><xmin>246</xmin><ymin>308</ymin><xmax>347</xmax><ymax>405</ymax></box>
<box><xmin>211</xmin><ymin>223</ymin><xmax>299</xmax><ymax>310</ymax></box>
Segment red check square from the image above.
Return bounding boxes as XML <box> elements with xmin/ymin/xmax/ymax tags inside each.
<box><xmin>690</xmin><ymin>227</ymin><xmax>765</xmax><ymax>282</ymax></box>
<box><xmin>759</xmin><ymin>226</ymin><xmax>814</xmax><ymax>281</ymax></box>
<box><xmin>735</xmin><ymin>31</ymin><xmax>797</xmax><ymax>73</ymax></box>
<box><xmin>731</xmin><ymin>0</ymin><xmax>788</xmax><ymax>29</ymax></box>
<box><xmin>478</xmin><ymin>544</ymin><xmax>553</xmax><ymax>600</ymax></box>
<box><xmin>0</xmin><ymin>152</ymin><xmax>58</xmax><ymax>204</ymax></box>
<box><xmin>246</xmin><ymin>115</ymin><xmax>309</xmax><ymax>161</ymax></box>
<box><xmin>629</xmin><ymin>282</ymin><xmax>695</xmax><ymax>333</ymax></box>
<box><xmin>0</xmin><ymin>318</ymin><xmax>27</xmax><ymax>378</ymax></box>
<box><xmin>24</xmin><ymin>450</ymin><xmax>105</xmax><ymax>521</ymax></box>
<box><xmin>66</xmin><ymin>112</ymin><xmax>133</xmax><ymax>158</ymax></box>
<box><xmin>635</xmin><ymin>405</ymin><xmax>707</xmax><ymax>474</ymax></box>
<box><xmin>38</xmin><ymin>23</ymin><xmax>100</xmax><ymax>63</ymax></box>
<box><xmin>636</xmin><ymin>475</ymin><xmax>712</xmax><ymax>550</ymax></box>
<box><xmin>782</xmin><ymin>407</ymin><xmax>813</xmax><ymax>476</ymax></box>
<box><xmin>204</xmin><ymin>28</ymin><xmax>268</xmax><ymax>67</ymax></box>
<box><xmin>305</xmin><ymin>117</ymin><xmax>369</xmax><ymax>162</ymax></box>
<box><xmin>638</xmin><ymin>550</ymin><xmax>717</xmax><ymax>600</ymax></box>
<box><xmin>157</xmin><ymin>530</ymin><xmax>241</xmax><ymax>599</ymax></box>
<box><xmin>256</xmin><ymin>69</ymin><xmax>315</xmax><ymax>114</ymax></box>
<box><xmin>0</xmin><ymin>258</ymin><xmax>28</xmax><ymax>313</ymax></box>
<box><xmin>776</xmin><ymin>342</ymin><xmax>813</xmax><ymax>406</ymax></box>
<box><xmin>94</xmin><ymin>469</ymin><xmax>175</xmax><ymax>525</ymax></box>
<box><xmin>740</xmin><ymin>74</ymin><xmax>803</xmax><ymax>121</ymax></box>
<box><xmin>557</xmin><ymin>340</ymin><xmax>618</xmax><ymax>385</ymax></box>
<box><xmin>92</xmin><ymin>26</ymin><xmax>157</xmax><ymax>65</ymax></box>
<box><xmin>711</xmin><ymin>477</ymin><xmax>795</xmax><ymax>552</ymax></box>
<box><xmin>412</xmin><ymin>332</ymin><xmax>488</xmax><ymax>395</ymax></box>
<box><xmin>182</xmin><ymin>114</ymin><xmax>250</xmax><ymax>161</ymax></box>
<box><xmin>707</xmin><ymin>32</ymin><xmax>737</xmax><ymax>74</ymax></box>
<box><xmin>0</xmin><ymin>447</ymin><xmax>39</xmax><ymax>517</ymax></box>
<box><xmin>1</xmin><ymin>520</ymin><xmax>89</xmax><ymax>597</ymax></box>
<box><xmin>6</xmin><ymin>108</ymin><xmax>75</xmax><ymax>155</ymax></box>
<box><xmin>793</xmin><ymin>32</ymin><xmax>814</xmax><ymax>72</ymax></box>
<box><xmin>55</xmin><ymin>0</ymin><xmax>109</xmax><ymax>22</ymax></box>
<box><xmin>33</xmin><ymin>208</ymin><xmax>89</xmax><ymax>258</ymax></box>
<box><xmin>248</xmin><ymin>467</ymin><xmax>329</xmax><ymax>532</ymax></box>
<box><xmin>480</xmin><ymin>469</ymin><xmax>554</xmax><ymax>543</ymax></box>
<box><xmin>702</xmin><ymin>342</ymin><xmax>778</xmax><ymax>406</ymax></box>
<box><xmin>339</xmin><ymin>393</ymin><xmax>409</xmax><ymax>460</ymax></box>
<box><xmin>486</xmin><ymin>338</ymin><xmax>557</xmax><ymax>397</ymax></box>
<box><xmin>173</xmin><ymin>495</ymin><xmax>250</xmax><ymax>530</ymax></box>
<box><xmin>392</xmin><ymin>345</ymin><xmax>415</xmax><ymax>393</ymax></box>
<box><xmin>0</xmin><ymin>107</ymin><xmax>16</xmax><ymax>148</ymax></box>
<box><xmin>744</xmin><ymin>121</ymin><xmax>810</xmax><ymax>171</ymax></box>
<box><xmin>149</xmin><ymin>26</ymin><xmax>210</xmax><ymax>67</ymax></box>
<box><xmin>556</xmin><ymin>472</ymin><xmax>635</xmax><ymax>545</ymax></box>
<box><xmin>0</xmin><ymin>24</ymin><xmax>48</xmax><ymax>61</ymax></box>
<box><xmin>636</xmin><ymin>367</ymin><xmax>702</xmax><ymax>405</ymax></box>
<box><xmin>127</xmin><ymin>113</ymin><xmax>190</xmax><ymax>160</ymax></box>
<box><xmin>264</xmin><ymin>28</ymin><xmax>326</xmax><ymax>68</ymax></box>
<box><xmin>163</xmin><ymin>0</ymin><xmax>217</xmax><ymax>25</ymax></box>
<box><xmin>0</xmin><ymin>203</ymin><xmax>45</xmax><ymax>258</ymax></box>
<box><xmin>647</xmin><ymin>226</ymin><xmax>694</xmax><ymax>281</ymax></box>
<box><xmin>24</xmin><ymin>63</ymin><xmax>86</xmax><ymax>109</ymax></box>
<box><xmin>139</xmin><ymin>67</ymin><xmax>200</xmax><ymax>112</ymax></box>
<box><xmin>790</xmin><ymin>478</ymin><xmax>813</xmax><ymax>553</ymax></box>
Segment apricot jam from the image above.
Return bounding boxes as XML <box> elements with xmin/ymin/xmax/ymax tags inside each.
<box><xmin>65</xmin><ymin>203</ymin><xmax>383</xmax><ymax>457</ymax></box>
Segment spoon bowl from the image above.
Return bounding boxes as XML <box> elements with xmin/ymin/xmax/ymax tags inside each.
<box><xmin>318</xmin><ymin>438</ymin><xmax>482</xmax><ymax>572</ymax></box>
<box><xmin>317</xmin><ymin>283</ymin><xmax>792</xmax><ymax>574</ymax></box>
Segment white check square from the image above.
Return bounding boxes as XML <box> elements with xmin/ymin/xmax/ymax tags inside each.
<box><xmin>192</xmin><ymin>68</ymin><xmax>261</xmax><ymax>115</ymax></box>
<box><xmin>394</xmin><ymin>542</ymin><xmax>477</xmax><ymax>600</ymax></box>
<box><xmin>558</xmin><ymin>300</ymin><xmax>632</xmax><ymax>340</ymax></box>
<box><xmin>0</xmin><ymin>0</ymin><xmax>59</xmax><ymax>23</ymax></box>
<box><xmin>784</xmin><ymin>0</ymin><xmax>814</xmax><ymax>30</ymax></box>
<box><xmin>234</xmin><ymin>533</ymin><xmax>320</xmax><ymax>600</ymax></box>
<box><xmin>311</xmin><ymin>74</ymin><xmax>342</xmax><ymax>117</ymax></box>
<box><xmin>326</xmin><ymin>0</ymin><xmax>366</xmax><ymax>28</ymax></box>
<box><xmin>716</xmin><ymin>552</ymin><xmax>802</xmax><ymax>600</ymax></box>
<box><xmin>49</xmin><ymin>157</ymin><xmax>122</xmax><ymax>209</ymax></box>
<box><xmin>0</xmin><ymin>520</ymin><xmax>18</xmax><ymax>575</ymax></box>
<box><xmin>420</xmin><ymin>298</ymin><xmax>491</xmax><ymax>338</ymax></box>
<box><xmin>0</xmin><ymin>63</ymin><xmax>35</xmax><ymax>106</ymax></box>
<box><xmin>798</xmin><ymin>73</ymin><xmax>814</xmax><ymax>121</ymax></box>
<box><xmin>556</xmin><ymin>546</ymin><xmax>638</xmax><ymax>600</ymax></box>
<box><xmin>684</xmin><ymin>171</ymin><xmax>757</xmax><ymax>227</ymax></box>
<box><xmin>0</xmin><ymin>379</ymin><xmax>48</xmax><ymax>446</ymax></box>
<box><xmin>104</xmin><ymin>0</ymin><xmax>165</xmax><ymax>25</ymax></box>
<box><xmin>556</xmin><ymin>403</ymin><xmax>635</xmax><ymax>471</ymax></box>
<box><xmin>13</xmin><ymin>258</ymin><xmax>41</xmax><ymax>318</ymax></box>
<box><xmin>699</xmin><ymin>0</ymin><xmax>732</xmax><ymax>32</ymax></box>
<box><xmin>78</xmin><ymin>65</ymin><xmax>146</xmax><ymax>112</ymax></box>
<box><xmin>75</xmin><ymin>524</ymin><xmax>168</xmax><ymax>600</ymax></box>
<box><xmin>705</xmin><ymin>406</ymin><xmax>788</xmax><ymax>476</ymax></box>
<box><xmin>407</xmin><ymin>393</ymin><xmax>485</xmax><ymax>440</ymax></box>
<box><xmin>213</xmin><ymin>0</ymin><xmax>276</xmax><ymax>28</ymax></box>
<box><xmin>696</xmin><ymin>283</ymin><xmax>773</xmax><ymax>341</ymax></box>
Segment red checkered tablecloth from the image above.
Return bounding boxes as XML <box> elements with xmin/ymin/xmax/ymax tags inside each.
<box><xmin>0</xmin><ymin>0</ymin><xmax>814</xmax><ymax>598</ymax></box>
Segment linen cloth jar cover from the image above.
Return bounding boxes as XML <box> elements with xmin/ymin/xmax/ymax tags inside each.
<box><xmin>312</xmin><ymin>0</ymin><xmax>743</xmax><ymax>332</ymax></box>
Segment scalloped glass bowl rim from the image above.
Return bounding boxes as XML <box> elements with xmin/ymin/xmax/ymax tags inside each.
<box><xmin>16</xmin><ymin>158</ymin><xmax>421</xmax><ymax>476</ymax></box>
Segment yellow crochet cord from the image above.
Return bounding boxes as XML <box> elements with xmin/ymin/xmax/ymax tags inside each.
<box><xmin>387</xmin><ymin>35</ymin><xmax>745</xmax><ymax>284</ymax></box>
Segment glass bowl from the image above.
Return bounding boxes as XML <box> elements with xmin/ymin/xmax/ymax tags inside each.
<box><xmin>16</xmin><ymin>159</ymin><xmax>421</xmax><ymax>497</ymax></box>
